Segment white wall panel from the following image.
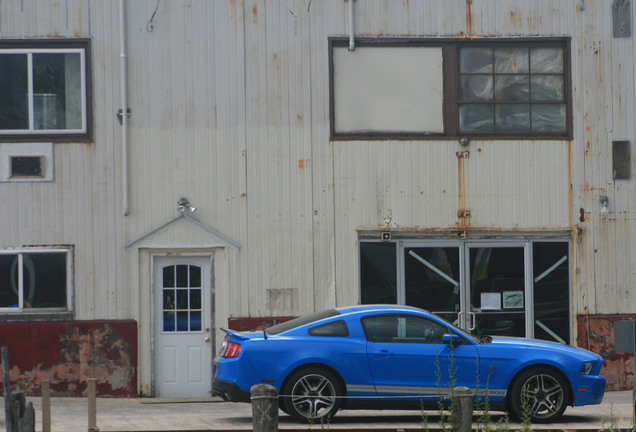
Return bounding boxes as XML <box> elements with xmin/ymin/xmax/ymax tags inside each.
<box><xmin>0</xmin><ymin>0</ymin><xmax>635</xmax><ymax>332</ymax></box>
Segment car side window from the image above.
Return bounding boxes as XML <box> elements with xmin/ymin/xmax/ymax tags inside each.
<box><xmin>363</xmin><ymin>315</ymin><xmax>448</xmax><ymax>344</ymax></box>
<box><xmin>308</xmin><ymin>320</ymin><xmax>349</xmax><ymax>337</ymax></box>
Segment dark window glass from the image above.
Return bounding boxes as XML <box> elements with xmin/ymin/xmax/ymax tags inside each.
<box><xmin>0</xmin><ymin>252</ymin><xmax>68</xmax><ymax>309</ymax></box>
<box><xmin>11</xmin><ymin>156</ymin><xmax>42</xmax><ymax>177</ymax></box>
<box><xmin>0</xmin><ymin>54</ymin><xmax>28</xmax><ymax>130</ymax></box>
<box><xmin>533</xmin><ymin>242</ymin><xmax>570</xmax><ymax>343</ymax></box>
<box><xmin>267</xmin><ymin>309</ymin><xmax>341</xmax><ymax>335</ymax></box>
<box><xmin>309</xmin><ymin>320</ymin><xmax>349</xmax><ymax>337</ymax></box>
<box><xmin>163</xmin><ymin>266</ymin><xmax>175</xmax><ymax>288</ymax></box>
<box><xmin>362</xmin><ymin>315</ymin><xmax>449</xmax><ymax>344</ymax></box>
<box><xmin>360</xmin><ymin>242</ymin><xmax>397</xmax><ymax>304</ymax></box>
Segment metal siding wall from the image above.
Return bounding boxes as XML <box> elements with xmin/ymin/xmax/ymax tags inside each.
<box><xmin>1</xmin><ymin>0</ymin><xmax>635</xmax><ymax>327</ymax></box>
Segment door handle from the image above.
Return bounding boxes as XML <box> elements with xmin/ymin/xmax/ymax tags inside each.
<box><xmin>372</xmin><ymin>350</ymin><xmax>391</xmax><ymax>357</ymax></box>
<box><xmin>204</xmin><ymin>336</ymin><xmax>211</xmax><ymax>343</ymax></box>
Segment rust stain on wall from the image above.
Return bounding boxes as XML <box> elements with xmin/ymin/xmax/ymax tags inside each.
<box><xmin>298</xmin><ymin>158</ymin><xmax>310</xmax><ymax>172</ymax></box>
<box><xmin>456</xmin><ymin>151</ymin><xmax>471</xmax><ymax>227</ymax></box>
<box><xmin>252</xmin><ymin>5</ymin><xmax>258</xmax><ymax>23</ymax></box>
<box><xmin>466</xmin><ymin>0</ymin><xmax>474</xmax><ymax>35</ymax></box>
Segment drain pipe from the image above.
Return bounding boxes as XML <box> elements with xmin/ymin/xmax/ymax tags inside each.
<box><xmin>119</xmin><ymin>0</ymin><xmax>130</xmax><ymax>216</ymax></box>
<box><xmin>348</xmin><ymin>0</ymin><xmax>355</xmax><ymax>51</ymax></box>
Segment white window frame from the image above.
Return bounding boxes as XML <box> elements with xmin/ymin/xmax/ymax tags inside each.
<box><xmin>0</xmin><ymin>48</ymin><xmax>87</xmax><ymax>135</ymax></box>
<box><xmin>0</xmin><ymin>248</ymin><xmax>73</xmax><ymax>313</ymax></box>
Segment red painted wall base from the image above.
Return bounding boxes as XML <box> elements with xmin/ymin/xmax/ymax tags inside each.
<box><xmin>577</xmin><ymin>314</ymin><xmax>635</xmax><ymax>391</ymax></box>
<box><xmin>0</xmin><ymin>320</ymin><xmax>137</xmax><ymax>397</ymax></box>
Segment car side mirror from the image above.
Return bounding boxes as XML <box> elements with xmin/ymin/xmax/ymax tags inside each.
<box><xmin>443</xmin><ymin>333</ymin><xmax>460</xmax><ymax>344</ymax></box>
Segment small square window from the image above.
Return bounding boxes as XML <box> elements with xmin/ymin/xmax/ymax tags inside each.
<box><xmin>10</xmin><ymin>156</ymin><xmax>43</xmax><ymax>177</ymax></box>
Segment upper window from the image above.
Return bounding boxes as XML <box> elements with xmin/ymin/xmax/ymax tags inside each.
<box><xmin>0</xmin><ymin>249</ymin><xmax>72</xmax><ymax>313</ymax></box>
<box><xmin>329</xmin><ymin>38</ymin><xmax>571</xmax><ymax>140</ymax></box>
<box><xmin>458</xmin><ymin>46</ymin><xmax>566</xmax><ymax>134</ymax></box>
<box><xmin>0</xmin><ymin>39</ymin><xmax>91</xmax><ymax>142</ymax></box>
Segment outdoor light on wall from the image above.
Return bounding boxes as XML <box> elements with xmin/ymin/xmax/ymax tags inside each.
<box><xmin>177</xmin><ymin>197</ymin><xmax>197</xmax><ymax>214</ymax></box>
<box><xmin>600</xmin><ymin>195</ymin><xmax>609</xmax><ymax>218</ymax></box>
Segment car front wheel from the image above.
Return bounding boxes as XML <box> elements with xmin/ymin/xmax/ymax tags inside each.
<box><xmin>509</xmin><ymin>367</ymin><xmax>569</xmax><ymax>423</ymax></box>
<box><xmin>282</xmin><ymin>367</ymin><xmax>343</xmax><ymax>422</ymax></box>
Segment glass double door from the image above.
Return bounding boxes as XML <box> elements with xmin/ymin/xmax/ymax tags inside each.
<box><xmin>381</xmin><ymin>240</ymin><xmax>570</xmax><ymax>342</ymax></box>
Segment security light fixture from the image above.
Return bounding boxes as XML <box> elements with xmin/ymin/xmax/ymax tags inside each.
<box><xmin>177</xmin><ymin>198</ymin><xmax>197</xmax><ymax>214</ymax></box>
<box><xmin>600</xmin><ymin>195</ymin><xmax>609</xmax><ymax>218</ymax></box>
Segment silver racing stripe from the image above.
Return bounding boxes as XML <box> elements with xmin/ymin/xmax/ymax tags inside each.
<box><xmin>346</xmin><ymin>384</ymin><xmax>506</xmax><ymax>398</ymax></box>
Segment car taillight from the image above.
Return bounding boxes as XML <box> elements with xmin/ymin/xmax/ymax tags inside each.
<box><xmin>223</xmin><ymin>341</ymin><xmax>242</xmax><ymax>358</ymax></box>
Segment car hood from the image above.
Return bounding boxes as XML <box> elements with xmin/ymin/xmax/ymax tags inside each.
<box><xmin>488</xmin><ymin>336</ymin><xmax>602</xmax><ymax>360</ymax></box>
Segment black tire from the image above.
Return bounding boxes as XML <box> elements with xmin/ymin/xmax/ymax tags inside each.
<box><xmin>509</xmin><ymin>367</ymin><xmax>569</xmax><ymax>423</ymax></box>
<box><xmin>282</xmin><ymin>367</ymin><xmax>343</xmax><ymax>422</ymax></box>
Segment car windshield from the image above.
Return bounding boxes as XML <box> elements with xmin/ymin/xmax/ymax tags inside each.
<box><xmin>266</xmin><ymin>309</ymin><xmax>341</xmax><ymax>335</ymax></box>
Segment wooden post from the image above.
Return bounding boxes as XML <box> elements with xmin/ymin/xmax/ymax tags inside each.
<box><xmin>41</xmin><ymin>380</ymin><xmax>51</xmax><ymax>432</ymax></box>
<box><xmin>87</xmin><ymin>378</ymin><xmax>97</xmax><ymax>432</ymax></box>
<box><xmin>9</xmin><ymin>392</ymin><xmax>34</xmax><ymax>432</ymax></box>
<box><xmin>453</xmin><ymin>386</ymin><xmax>473</xmax><ymax>432</ymax></box>
<box><xmin>250</xmin><ymin>384</ymin><xmax>278</xmax><ymax>432</ymax></box>
<box><xmin>3</xmin><ymin>346</ymin><xmax>11</xmax><ymax>432</ymax></box>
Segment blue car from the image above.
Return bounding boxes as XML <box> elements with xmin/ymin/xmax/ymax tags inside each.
<box><xmin>212</xmin><ymin>305</ymin><xmax>605</xmax><ymax>423</ymax></box>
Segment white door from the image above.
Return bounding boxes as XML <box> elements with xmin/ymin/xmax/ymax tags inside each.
<box><xmin>154</xmin><ymin>256</ymin><xmax>212</xmax><ymax>397</ymax></box>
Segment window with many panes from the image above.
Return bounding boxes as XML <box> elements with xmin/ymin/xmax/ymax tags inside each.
<box><xmin>0</xmin><ymin>39</ymin><xmax>91</xmax><ymax>141</ymax></box>
<box><xmin>0</xmin><ymin>249</ymin><xmax>72</xmax><ymax>313</ymax></box>
<box><xmin>330</xmin><ymin>38</ymin><xmax>570</xmax><ymax>140</ymax></box>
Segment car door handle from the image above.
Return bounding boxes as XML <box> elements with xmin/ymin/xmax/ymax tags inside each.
<box><xmin>372</xmin><ymin>350</ymin><xmax>391</xmax><ymax>357</ymax></box>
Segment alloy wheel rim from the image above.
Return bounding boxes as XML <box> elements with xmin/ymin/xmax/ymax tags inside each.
<box><xmin>521</xmin><ymin>373</ymin><xmax>564</xmax><ymax>419</ymax></box>
<box><xmin>290</xmin><ymin>373</ymin><xmax>336</xmax><ymax>419</ymax></box>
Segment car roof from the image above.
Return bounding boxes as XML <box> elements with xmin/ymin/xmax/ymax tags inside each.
<box><xmin>335</xmin><ymin>304</ymin><xmax>430</xmax><ymax>315</ymax></box>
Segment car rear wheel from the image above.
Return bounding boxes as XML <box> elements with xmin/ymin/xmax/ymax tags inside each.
<box><xmin>282</xmin><ymin>367</ymin><xmax>343</xmax><ymax>422</ymax></box>
<box><xmin>509</xmin><ymin>367</ymin><xmax>569</xmax><ymax>423</ymax></box>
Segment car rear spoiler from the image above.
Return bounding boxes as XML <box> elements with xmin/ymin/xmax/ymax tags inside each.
<box><xmin>220</xmin><ymin>328</ymin><xmax>250</xmax><ymax>340</ymax></box>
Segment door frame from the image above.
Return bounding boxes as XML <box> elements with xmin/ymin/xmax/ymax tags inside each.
<box><xmin>390</xmin><ymin>238</ymin><xmax>570</xmax><ymax>341</ymax></box>
<box><xmin>151</xmin><ymin>253</ymin><xmax>214</xmax><ymax>397</ymax></box>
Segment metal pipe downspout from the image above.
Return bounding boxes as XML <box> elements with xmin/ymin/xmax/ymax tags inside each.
<box><xmin>348</xmin><ymin>0</ymin><xmax>355</xmax><ymax>51</ymax></box>
<box><xmin>119</xmin><ymin>0</ymin><xmax>130</xmax><ymax>216</ymax></box>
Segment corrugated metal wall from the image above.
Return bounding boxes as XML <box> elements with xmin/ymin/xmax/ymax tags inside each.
<box><xmin>0</xmin><ymin>0</ymin><xmax>633</xmax><ymax>334</ymax></box>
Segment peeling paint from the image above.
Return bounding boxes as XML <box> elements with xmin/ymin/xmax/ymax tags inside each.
<box><xmin>0</xmin><ymin>321</ymin><xmax>137</xmax><ymax>397</ymax></box>
<box><xmin>576</xmin><ymin>314</ymin><xmax>635</xmax><ymax>391</ymax></box>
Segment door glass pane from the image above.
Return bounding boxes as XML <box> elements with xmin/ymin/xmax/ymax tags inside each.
<box><xmin>470</xmin><ymin>247</ymin><xmax>525</xmax><ymax>337</ymax></box>
<box><xmin>163</xmin><ymin>266</ymin><xmax>175</xmax><ymax>288</ymax></box>
<box><xmin>533</xmin><ymin>242</ymin><xmax>570</xmax><ymax>343</ymax></box>
<box><xmin>176</xmin><ymin>265</ymin><xmax>188</xmax><ymax>287</ymax></box>
<box><xmin>405</xmin><ymin>247</ymin><xmax>460</xmax><ymax>325</ymax></box>
<box><xmin>360</xmin><ymin>242</ymin><xmax>397</xmax><ymax>304</ymax></box>
<box><xmin>163</xmin><ymin>311</ymin><xmax>175</xmax><ymax>332</ymax></box>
